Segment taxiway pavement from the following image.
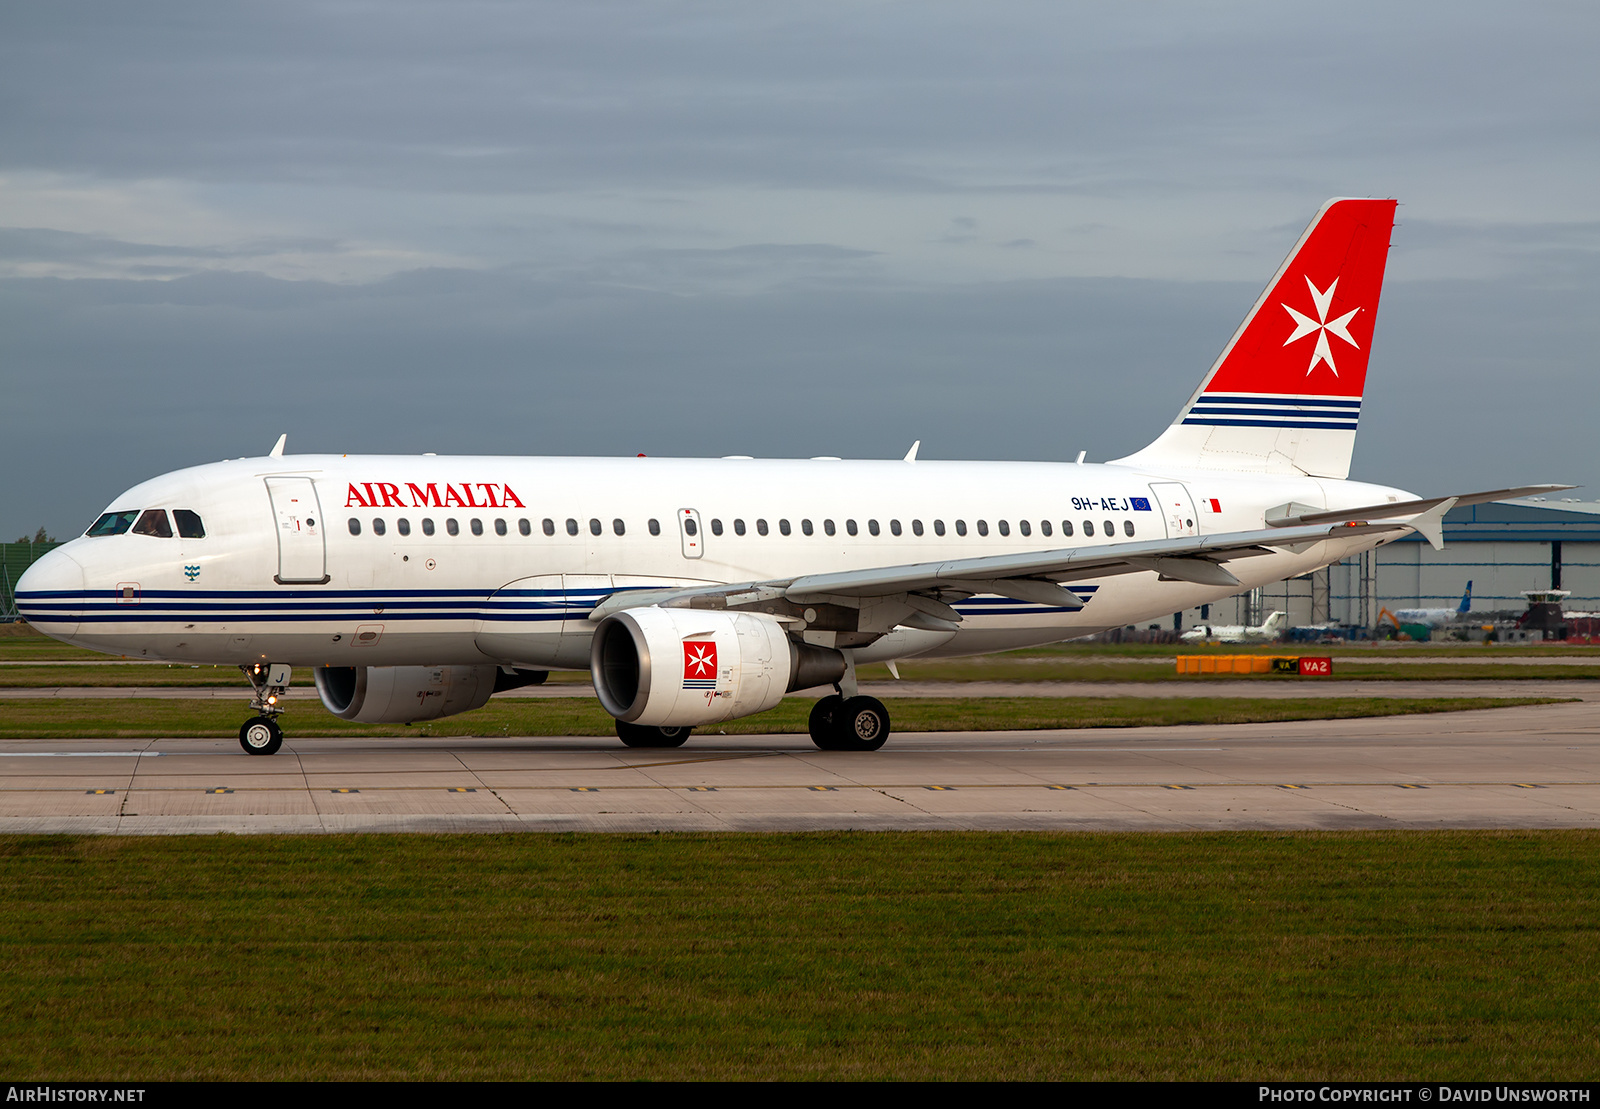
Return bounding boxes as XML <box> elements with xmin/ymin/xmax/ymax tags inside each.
<box><xmin>3</xmin><ymin>698</ymin><xmax>1597</xmax><ymax>834</ymax></box>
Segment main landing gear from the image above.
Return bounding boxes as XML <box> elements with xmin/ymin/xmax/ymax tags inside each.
<box><xmin>806</xmin><ymin>649</ymin><xmax>891</xmax><ymax>751</ymax></box>
<box><xmin>808</xmin><ymin>694</ymin><xmax>891</xmax><ymax>751</ymax></box>
<box><xmin>615</xmin><ymin>721</ymin><xmax>693</xmax><ymax>748</ymax></box>
<box><xmin>239</xmin><ymin>662</ymin><xmax>291</xmax><ymax>755</ymax></box>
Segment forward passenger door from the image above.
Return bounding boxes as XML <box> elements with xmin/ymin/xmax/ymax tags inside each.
<box><xmin>265</xmin><ymin>477</ymin><xmax>329</xmax><ymax>583</ymax></box>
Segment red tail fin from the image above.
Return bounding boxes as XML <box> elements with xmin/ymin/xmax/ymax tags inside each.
<box><xmin>1115</xmin><ymin>198</ymin><xmax>1397</xmax><ymax>479</ymax></box>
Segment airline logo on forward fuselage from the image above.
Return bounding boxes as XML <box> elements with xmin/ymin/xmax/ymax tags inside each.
<box><xmin>343</xmin><ymin>482</ymin><xmax>526</xmax><ymax>509</ymax></box>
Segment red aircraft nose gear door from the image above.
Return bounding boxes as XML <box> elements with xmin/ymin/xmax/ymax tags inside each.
<box><xmin>266</xmin><ymin>476</ymin><xmax>330</xmax><ymax>584</ymax></box>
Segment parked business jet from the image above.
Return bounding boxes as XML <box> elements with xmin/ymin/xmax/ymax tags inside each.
<box><xmin>1179</xmin><ymin>610</ymin><xmax>1289</xmax><ymax>644</ymax></box>
<box><xmin>15</xmin><ymin>199</ymin><xmax>1567</xmax><ymax>754</ymax></box>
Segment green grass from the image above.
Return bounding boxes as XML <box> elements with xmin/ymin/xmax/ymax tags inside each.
<box><xmin>1</xmin><ymin>831</ymin><xmax>1597</xmax><ymax>1079</ymax></box>
<box><xmin>0</xmin><ymin>695</ymin><xmax>1566</xmax><ymax>739</ymax></box>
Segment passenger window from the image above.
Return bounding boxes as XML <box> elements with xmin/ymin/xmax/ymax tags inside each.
<box><xmin>566</xmin><ymin>518</ymin><xmax>579</xmax><ymax>536</ymax></box>
<box><xmin>912</xmin><ymin>520</ymin><xmax>923</xmax><ymax>536</ymax></box>
<box><xmin>648</xmin><ymin>519</ymin><xmax>661</xmax><ymax>536</ymax></box>
<box><xmin>613</xmin><ymin>519</ymin><xmax>625</xmax><ymax>536</ymax></box>
<box><xmin>470</xmin><ymin>518</ymin><xmax>483</xmax><ymax>536</ymax></box>
<box><xmin>518</xmin><ymin>519</ymin><xmax>530</xmax><ymax>536</ymax></box>
<box><xmin>802</xmin><ymin>519</ymin><xmax>814</xmax><ymax>536</ymax></box>
<box><xmin>976</xmin><ymin>520</ymin><xmax>988</xmax><ymax>537</ymax></box>
<box><xmin>757</xmin><ymin>519</ymin><xmax>768</xmax><ymax>536</ymax></box>
<box><xmin>684</xmin><ymin>518</ymin><xmax>698</xmax><ymax>536</ymax></box>
<box><xmin>422</xmin><ymin>518</ymin><xmax>436</xmax><ymax>536</ymax></box>
<box><xmin>1103</xmin><ymin>519</ymin><xmax>1114</xmax><ymax>537</ymax></box>
<box><xmin>373</xmin><ymin>518</ymin><xmax>387</xmax><ymax>536</ymax></box>
<box><xmin>495</xmin><ymin>519</ymin><xmax>507</xmax><ymax>536</ymax></box>
<box><xmin>890</xmin><ymin>520</ymin><xmax>902</xmax><ymax>536</ymax></box>
<box><xmin>1019</xmin><ymin>520</ymin><xmax>1030</xmax><ymax>537</ymax></box>
<box><xmin>1124</xmin><ymin>520</ymin><xmax>1135</xmax><ymax>537</ymax></box>
<box><xmin>1083</xmin><ymin>521</ymin><xmax>1094</xmax><ymax>537</ymax></box>
<box><xmin>955</xmin><ymin>520</ymin><xmax>967</xmax><ymax>536</ymax></box>
<box><xmin>173</xmin><ymin>510</ymin><xmax>206</xmax><ymax>539</ymax></box>
<box><xmin>348</xmin><ymin>518</ymin><xmax>362</xmax><ymax>536</ymax></box>
<box><xmin>998</xmin><ymin>520</ymin><xmax>1010</xmax><ymax>537</ymax></box>
<box><xmin>934</xmin><ymin>520</ymin><xmax>945</xmax><ymax>537</ymax></box>
<box><xmin>86</xmin><ymin>510</ymin><xmax>139</xmax><ymax>537</ymax></box>
<box><xmin>824</xmin><ymin>520</ymin><xmax>836</xmax><ymax>536</ymax></box>
<box><xmin>543</xmin><ymin>518</ymin><xmax>555</xmax><ymax>536</ymax></box>
<box><xmin>711</xmin><ymin>519</ymin><xmax>724</xmax><ymax>536</ymax></box>
<box><xmin>779</xmin><ymin>519</ymin><xmax>791</xmax><ymax>536</ymax></box>
<box><xmin>846</xmin><ymin>520</ymin><xmax>858</xmax><ymax>536</ymax></box>
<box><xmin>734</xmin><ymin>519</ymin><xmax>746</xmax><ymax>536</ymax></box>
<box><xmin>1061</xmin><ymin>520</ymin><xmax>1073</xmax><ymax>537</ymax></box>
<box><xmin>132</xmin><ymin>509</ymin><xmax>173</xmax><ymax>538</ymax></box>
<box><xmin>867</xmin><ymin>520</ymin><xmax>879</xmax><ymax>536</ymax></box>
<box><xmin>589</xmin><ymin>518</ymin><xmax>602</xmax><ymax>536</ymax></box>
<box><xmin>1040</xmin><ymin>520</ymin><xmax>1051</xmax><ymax>537</ymax></box>
<box><xmin>447</xmin><ymin>518</ymin><xmax>460</xmax><ymax>536</ymax></box>
<box><xmin>398</xmin><ymin>518</ymin><xmax>411</xmax><ymax>536</ymax></box>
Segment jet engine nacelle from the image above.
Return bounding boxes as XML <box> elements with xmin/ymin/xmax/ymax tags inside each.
<box><xmin>314</xmin><ymin>664</ymin><xmax>503</xmax><ymax>723</ymax></box>
<box><xmin>591</xmin><ymin>607</ymin><xmax>846</xmax><ymax>727</ymax></box>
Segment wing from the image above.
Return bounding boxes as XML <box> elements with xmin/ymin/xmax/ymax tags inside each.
<box><xmin>587</xmin><ymin>516</ymin><xmax>1419</xmax><ymax>633</ymax></box>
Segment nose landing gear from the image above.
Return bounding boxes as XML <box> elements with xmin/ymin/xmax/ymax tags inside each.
<box><xmin>240</xmin><ymin>662</ymin><xmax>291</xmax><ymax>755</ymax></box>
<box><xmin>239</xmin><ymin>716</ymin><xmax>283</xmax><ymax>755</ymax></box>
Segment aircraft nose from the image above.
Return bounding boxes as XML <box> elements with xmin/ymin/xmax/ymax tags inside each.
<box><xmin>15</xmin><ymin>547</ymin><xmax>85</xmax><ymax>640</ymax></box>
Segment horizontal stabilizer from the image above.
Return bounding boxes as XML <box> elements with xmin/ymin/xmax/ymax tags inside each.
<box><xmin>1265</xmin><ymin>485</ymin><xmax>1576</xmax><ymax>528</ymax></box>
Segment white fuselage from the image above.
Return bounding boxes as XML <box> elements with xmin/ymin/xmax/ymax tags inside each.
<box><xmin>18</xmin><ymin>454</ymin><xmax>1410</xmax><ymax>669</ymax></box>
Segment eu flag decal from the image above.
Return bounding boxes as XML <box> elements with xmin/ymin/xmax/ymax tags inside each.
<box><xmin>1130</xmin><ymin>497</ymin><xmax>1151</xmax><ymax>511</ymax></box>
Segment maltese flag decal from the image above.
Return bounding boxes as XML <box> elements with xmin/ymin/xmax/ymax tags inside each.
<box><xmin>683</xmin><ymin>640</ymin><xmax>718</xmax><ymax>690</ymax></box>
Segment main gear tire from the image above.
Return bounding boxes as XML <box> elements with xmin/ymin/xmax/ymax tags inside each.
<box><xmin>808</xmin><ymin>695</ymin><xmax>845</xmax><ymax>750</ymax></box>
<box><xmin>616</xmin><ymin>721</ymin><xmax>692</xmax><ymax>748</ymax></box>
<box><xmin>834</xmin><ymin>695</ymin><xmax>890</xmax><ymax>751</ymax></box>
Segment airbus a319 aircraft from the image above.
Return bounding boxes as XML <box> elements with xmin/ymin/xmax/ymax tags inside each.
<box><xmin>16</xmin><ymin>199</ymin><xmax>1566</xmax><ymax>755</ymax></box>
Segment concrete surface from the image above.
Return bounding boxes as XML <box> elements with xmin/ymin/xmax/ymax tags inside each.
<box><xmin>3</xmin><ymin>698</ymin><xmax>1598</xmax><ymax>834</ymax></box>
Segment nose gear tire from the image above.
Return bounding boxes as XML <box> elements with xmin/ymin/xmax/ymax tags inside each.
<box><xmin>239</xmin><ymin>716</ymin><xmax>283</xmax><ymax>756</ymax></box>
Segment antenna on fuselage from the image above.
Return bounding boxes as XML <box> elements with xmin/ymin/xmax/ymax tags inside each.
<box><xmin>903</xmin><ymin>440</ymin><xmax>921</xmax><ymax>463</ymax></box>
<box><xmin>268</xmin><ymin>433</ymin><xmax>287</xmax><ymax>458</ymax></box>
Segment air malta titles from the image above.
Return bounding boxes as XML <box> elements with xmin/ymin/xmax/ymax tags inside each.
<box><xmin>343</xmin><ymin>482</ymin><xmax>526</xmax><ymax>510</ymax></box>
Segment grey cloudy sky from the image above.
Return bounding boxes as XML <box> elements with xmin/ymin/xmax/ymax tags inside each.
<box><xmin>3</xmin><ymin>0</ymin><xmax>1597</xmax><ymax>539</ymax></box>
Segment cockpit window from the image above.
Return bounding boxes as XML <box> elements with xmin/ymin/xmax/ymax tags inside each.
<box><xmin>86</xmin><ymin>511</ymin><xmax>138</xmax><ymax>537</ymax></box>
<box><xmin>132</xmin><ymin>509</ymin><xmax>174</xmax><ymax>538</ymax></box>
<box><xmin>173</xmin><ymin>510</ymin><xmax>206</xmax><ymax>539</ymax></box>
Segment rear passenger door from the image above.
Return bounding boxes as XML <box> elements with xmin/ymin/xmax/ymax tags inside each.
<box><xmin>1148</xmin><ymin>482</ymin><xmax>1199</xmax><ymax>539</ymax></box>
